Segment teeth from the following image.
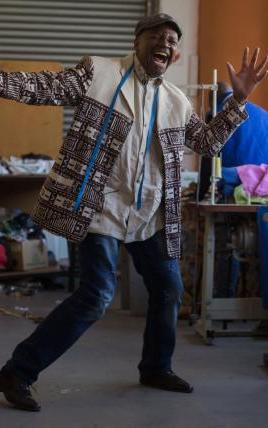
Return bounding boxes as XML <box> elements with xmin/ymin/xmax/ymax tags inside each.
<box><xmin>154</xmin><ymin>52</ymin><xmax>168</xmax><ymax>58</ymax></box>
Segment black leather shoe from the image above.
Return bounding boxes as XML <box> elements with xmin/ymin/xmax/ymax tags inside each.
<box><xmin>140</xmin><ymin>370</ymin><xmax>193</xmax><ymax>393</ymax></box>
<box><xmin>0</xmin><ymin>370</ymin><xmax>41</xmax><ymax>411</ymax></box>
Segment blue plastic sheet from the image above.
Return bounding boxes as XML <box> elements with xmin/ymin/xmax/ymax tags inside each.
<box><xmin>221</xmin><ymin>101</ymin><xmax>268</xmax><ymax>167</ymax></box>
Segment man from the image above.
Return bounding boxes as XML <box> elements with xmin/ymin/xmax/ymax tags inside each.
<box><xmin>0</xmin><ymin>13</ymin><xmax>267</xmax><ymax>412</ymax></box>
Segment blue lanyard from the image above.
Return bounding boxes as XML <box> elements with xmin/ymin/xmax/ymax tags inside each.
<box><xmin>74</xmin><ymin>63</ymin><xmax>134</xmax><ymax>211</ymax></box>
<box><xmin>136</xmin><ymin>86</ymin><xmax>159</xmax><ymax>210</ymax></box>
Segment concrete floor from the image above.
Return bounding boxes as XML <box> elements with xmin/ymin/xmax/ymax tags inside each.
<box><xmin>0</xmin><ymin>290</ymin><xmax>268</xmax><ymax>428</ymax></box>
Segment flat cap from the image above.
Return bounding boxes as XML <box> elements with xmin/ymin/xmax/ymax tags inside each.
<box><xmin>134</xmin><ymin>13</ymin><xmax>182</xmax><ymax>39</ymax></box>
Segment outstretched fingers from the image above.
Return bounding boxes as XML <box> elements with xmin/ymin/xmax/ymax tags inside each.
<box><xmin>226</xmin><ymin>48</ymin><xmax>268</xmax><ymax>102</ymax></box>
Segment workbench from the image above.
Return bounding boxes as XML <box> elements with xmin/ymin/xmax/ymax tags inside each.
<box><xmin>193</xmin><ymin>202</ymin><xmax>268</xmax><ymax>344</ymax></box>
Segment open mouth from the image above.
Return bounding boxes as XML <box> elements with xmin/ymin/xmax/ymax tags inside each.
<box><xmin>152</xmin><ymin>51</ymin><xmax>169</xmax><ymax>65</ymax></box>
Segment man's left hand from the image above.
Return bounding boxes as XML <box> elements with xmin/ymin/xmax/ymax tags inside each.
<box><xmin>227</xmin><ymin>47</ymin><xmax>268</xmax><ymax>103</ymax></box>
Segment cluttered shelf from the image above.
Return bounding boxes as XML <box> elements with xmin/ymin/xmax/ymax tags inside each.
<box><xmin>0</xmin><ymin>168</ymin><xmax>75</xmax><ymax>290</ymax></box>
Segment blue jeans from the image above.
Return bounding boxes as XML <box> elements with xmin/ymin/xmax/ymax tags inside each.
<box><xmin>4</xmin><ymin>232</ymin><xmax>184</xmax><ymax>384</ymax></box>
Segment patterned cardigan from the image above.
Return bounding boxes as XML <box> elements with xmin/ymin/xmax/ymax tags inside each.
<box><xmin>0</xmin><ymin>54</ymin><xmax>247</xmax><ymax>258</ymax></box>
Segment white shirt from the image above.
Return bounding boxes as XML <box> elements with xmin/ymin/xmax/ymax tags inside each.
<box><xmin>88</xmin><ymin>55</ymin><xmax>164</xmax><ymax>242</ymax></box>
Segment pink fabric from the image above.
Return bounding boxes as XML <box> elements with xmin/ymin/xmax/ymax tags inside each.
<box><xmin>237</xmin><ymin>164</ymin><xmax>268</xmax><ymax>196</ymax></box>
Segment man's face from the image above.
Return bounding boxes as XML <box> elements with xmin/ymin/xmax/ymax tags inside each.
<box><xmin>134</xmin><ymin>24</ymin><xmax>181</xmax><ymax>77</ymax></box>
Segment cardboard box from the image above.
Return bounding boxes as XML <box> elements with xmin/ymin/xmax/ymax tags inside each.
<box><xmin>10</xmin><ymin>239</ymin><xmax>49</xmax><ymax>271</ymax></box>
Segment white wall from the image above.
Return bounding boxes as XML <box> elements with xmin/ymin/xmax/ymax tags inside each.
<box><xmin>159</xmin><ymin>0</ymin><xmax>199</xmax><ymax>86</ymax></box>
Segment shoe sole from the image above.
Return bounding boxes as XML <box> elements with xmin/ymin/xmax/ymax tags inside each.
<box><xmin>4</xmin><ymin>393</ymin><xmax>41</xmax><ymax>412</ymax></box>
<box><xmin>140</xmin><ymin>381</ymin><xmax>194</xmax><ymax>393</ymax></box>
<box><xmin>0</xmin><ymin>385</ymin><xmax>41</xmax><ymax>412</ymax></box>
